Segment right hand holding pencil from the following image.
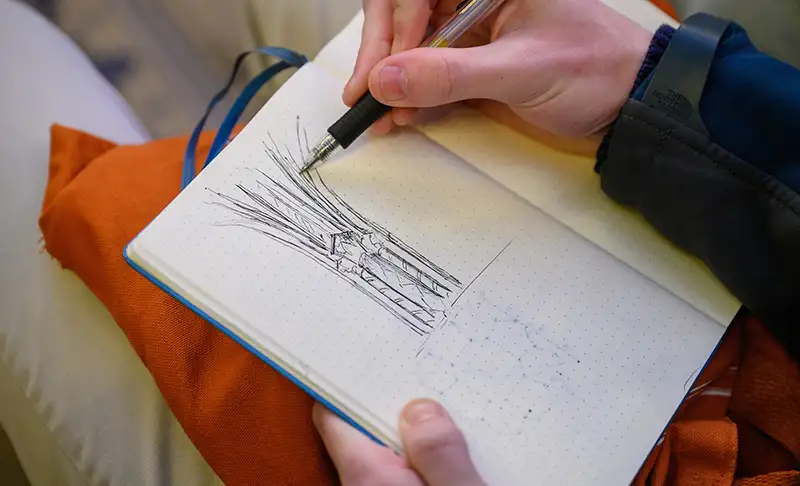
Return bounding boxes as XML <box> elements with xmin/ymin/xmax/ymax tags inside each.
<box><xmin>344</xmin><ymin>0</ymin><xmax>653</xmax><ymax>142</ymax></box>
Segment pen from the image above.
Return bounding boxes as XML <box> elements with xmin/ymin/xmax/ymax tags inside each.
<box><xmin>299</xmin><ymin>0</ymin><xmax>507</xmax><ymax>174</ymax></box>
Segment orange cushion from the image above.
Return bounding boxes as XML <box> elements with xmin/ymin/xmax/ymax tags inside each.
<box><xmin>634</xmin><ymin>316</ymin><xmax>800</xmax><ymax>485</ymax></box>
<box><xmin>39</xmin><ymin>119</ymin><xmax>800</xmax><ymax>486</ymax></box>
<box><xmin>39</xmin><ymin>124</ymin><xmax>337</xmax><ymax>486</ymax></box>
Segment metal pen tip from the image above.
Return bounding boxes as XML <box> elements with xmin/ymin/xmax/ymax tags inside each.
<box><xmin>298</xmin><ymin>133</ymin><xmax>340</xmax><ymax>175</ymax></box>
<box><xmin>299</xmin><ymin>155</ymin><xmax>320</xmax><ymax>174</ymax></box>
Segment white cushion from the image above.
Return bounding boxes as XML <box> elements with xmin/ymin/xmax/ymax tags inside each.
<box><xmin>0</xmin><ymin>1</ymin><xmax>221</xmax><ymax>484</ymax></box>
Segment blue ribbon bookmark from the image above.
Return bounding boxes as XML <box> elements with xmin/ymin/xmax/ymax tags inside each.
<box><xmin>182</xmin><ymin>47</ymin><xmax>308</xmax><ymax>190</ymax></box>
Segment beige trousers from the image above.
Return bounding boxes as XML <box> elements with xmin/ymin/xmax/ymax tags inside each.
<box><xmin>244</xmin><ymin>0</ymin><xmax>363</xmax><ymax>98</ymax></box>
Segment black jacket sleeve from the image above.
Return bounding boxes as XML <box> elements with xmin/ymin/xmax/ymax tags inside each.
<box><xmin>595</xmin><ymin>15</ymin><xmax>800</xmax><ymax>360</ymax></box>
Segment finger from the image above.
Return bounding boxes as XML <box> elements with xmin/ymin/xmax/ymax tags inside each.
<box><xmin>370</xmin><ymin>114</ymin><xmax>397</xmax><ymax>135</ymax></box>
<box><xmin>400</xmin><ymin>399</ymin><xmax>486</xmax><ymax>486</ymax></box>
<box><xmin>393</xmin><ymin>104</ymin><xmax>455</xmax><ymax>126</ymax></box>
<box><xmin>391</xmin><ymin>0</ymin><xmax>436</xmax><ymax>54</ymax></box>
<box><xmin>345</xmin><ymin>0</ymin><xmax>394</xmax><ymax>106</ymax></box>
<box><xmin>312</xmin><ymin>402</ymin><xmax>422</xmax><ymax>485</ymax></box>
<box><xmin>367</xmin><ymin>36</ymin><xmax>540</xmax><ymax>108</ymax></box>
<box><xmin>391</xmin><ymin>107</ymin><xmax>418</xmax><ymax>126</ymax></box>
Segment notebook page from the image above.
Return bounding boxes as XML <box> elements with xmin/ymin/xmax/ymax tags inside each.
<box><xmin>311</xmin><ymin>7</ymin><xmax>740</xmax><ymax>327</ymax></box>
<box><xmin>417</xmin><ymin>109</ymin><xmax>741</xmax><ymax>326</ymax></box>
<box><xmin>128</xmin><ymin>62</ymin><xmax>725</xmax><ymax>485</ymax></box>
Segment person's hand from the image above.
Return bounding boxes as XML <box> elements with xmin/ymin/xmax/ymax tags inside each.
<box><xmin>344</xmin><ymin>0</ymin><xmax>653</xmax><ymax>143</ymax></box>
<box><xmin>313</xmin><ymin>399</ymin><xmax>487</xmax><ymax>485</ymax></box>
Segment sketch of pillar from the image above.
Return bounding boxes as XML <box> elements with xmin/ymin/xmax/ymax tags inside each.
<box><xmin>206</xmin><ymin>117</ymin><xmax>462</xmax><ymax>336</ymax></box>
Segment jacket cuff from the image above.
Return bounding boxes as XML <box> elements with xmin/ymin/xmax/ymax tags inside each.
<box><xmin>591</xmin><ymin>15</ymin><xmax>800</xmax><ymax>358</ymax></box>
<box><xmin>630</xmin><ymin>24</ymin><xmax>676</xmax><ymax>96</ymax></box>
<box><xmin>598</xmin><ymin>98</ymin><xmax>800</xmax><ymax>358</ymax></box>
<box><xmin>595</xmin><ymin>24</ymin><xmax>676</xmax><ymax>173</ymax></box>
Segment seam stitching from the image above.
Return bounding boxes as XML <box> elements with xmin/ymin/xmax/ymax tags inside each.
<box><xmin>618</xmin><ymin>113</ymin><xmax>800</xmax><ymax>219</ymax></box>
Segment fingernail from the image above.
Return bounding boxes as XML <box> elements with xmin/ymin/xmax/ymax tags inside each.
<box><xmin>403</xmin><ymin>399</ymin><xmax>442</xmax><ymax>426</ymax></box>
<box><xmin>379</xmin><ymin>65</ymin><xmax>407</xmax><ymax>101</ymax></box>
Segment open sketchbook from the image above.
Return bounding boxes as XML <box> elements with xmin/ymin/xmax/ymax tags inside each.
<box><xmin>126</xmin><ymin>5</ymin><xmax>741</xmax><ymax>485</ymax></box>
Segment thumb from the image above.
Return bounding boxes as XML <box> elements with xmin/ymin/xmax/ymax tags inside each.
<box><xmin>399</xmin><ymin>399</ymin><xmax>486</xmax><ymax>486</ymax></box>
<box><xmin>366</xmin><ymin>39</ymin><xmax>528</xmax><ymax>108</ymax></box>
<box><xmin>312</xmin><ymin>402</ymin><xmax>423</xmax><ymax>485</ymax></box>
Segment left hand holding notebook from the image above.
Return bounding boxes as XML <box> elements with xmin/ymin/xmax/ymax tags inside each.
<box><xmin>314</xmin><ymin>399</ymin><xmax>486</xmax><ymax>486</ymax></box>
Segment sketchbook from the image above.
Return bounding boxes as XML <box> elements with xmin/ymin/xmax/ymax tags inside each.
<box><xmin>125</xmin><ymin>5</ymin><xmax>741</xmax><ymax>485</ymax></box>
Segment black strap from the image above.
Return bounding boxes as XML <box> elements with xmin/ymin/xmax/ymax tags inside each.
<box><xmin>641</xmin><ymin>13</ymin><xmax>731</xmax><ymax>136</ymax></box>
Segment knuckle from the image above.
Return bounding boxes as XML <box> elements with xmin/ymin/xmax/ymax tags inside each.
<box><xmin>408</xmin><ymin>53</ymin><xmax>457</xmax><ymax>104</ymax></box>
<box><xmin>426</xmin><ymin>54</ymin><xmax>457</xmax><ymax>102</ymax></box>
<box><xmin>407</xmin><ymin>423</ymin><xmax>464</xmax><ymax>457</ymax></box>
<box><xmin>439</xmin><ymin>54</ymin><xmax>456</xmax><ymax>101</ymax></box>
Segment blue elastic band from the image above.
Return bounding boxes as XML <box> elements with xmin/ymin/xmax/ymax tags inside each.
<box><xmin>182</xmin><ymin>47</ymin><xmax>308</xmax><ymax>190</ymax></box>
<box><xmin>205</xmin><ymin>61</ymin><xmax>292</xmax><ymax>165</ymax></box>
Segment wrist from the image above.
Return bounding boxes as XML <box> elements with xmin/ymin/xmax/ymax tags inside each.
<box><xmin>630</xmin><ymin>24</ymin><xmax>677</xmax><ymax>98</ymax></box>
<box><xmin>595</xmin><ymin>24</ymin><xmax>676</xmax><ymax>172</ymax></box>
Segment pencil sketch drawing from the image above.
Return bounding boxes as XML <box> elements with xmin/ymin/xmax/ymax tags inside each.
<box><xmin>205</xmin><ymin>117</ymin><xmax>462</xmax><ymax>336</ymax></box>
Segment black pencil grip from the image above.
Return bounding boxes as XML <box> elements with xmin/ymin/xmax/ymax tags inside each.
<box><xmin>328</xmin><ymin>91</ymin><xmax>391</xmax><ymax>149</ymax></box>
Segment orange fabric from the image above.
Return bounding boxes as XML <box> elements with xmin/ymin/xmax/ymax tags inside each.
<box><xmin>40</xmin><ymin>125</ymin><xmax>338</xmax><ymax>486</ymax></box>
<box><xmin>668</xmin><ymin>419</ymin><xmax>738</xmax><ymax>484</ymax></box>
<box><xmin>611</xmin><ymin>8</ymin><xmax>798</xmax><ymax>484</ymax></box>
<box><xmin>649</xmin><ymin>0</ymin><xmax>680</xmax><ymax>21</ymax></box>
<box><xmin>735</xmin><ymin>472</ymin><xmax>800</xmax><ymax>486</ymax></box>
<box><xmin>40</xmin><ymin>120</ymin><xmax>800</xmax><ymax>486</ymax></box>
<box><xmin>632</xmin><ymin>316</ymin><xmax>800</xmax><ymax>485</ymax></box>
<box><xmin>33</xmin><ymin>4</ymin><xmax>794</xmax><ymax>479</ymax></box>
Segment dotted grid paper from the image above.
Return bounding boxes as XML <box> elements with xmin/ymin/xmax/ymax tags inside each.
<box><xmin>312</xmin><ymin>10</ymin><xmax>740</xmax><ymax>328</ymax></box>
<box><xmin>128</xmin><ymin>62</ymin><xmax>725</xmax><ymax>485</ymax></box>
<box><xmin>417</xmin><ymin>109</ymin><xmax>740</xmax><ymax>328</ymax></box>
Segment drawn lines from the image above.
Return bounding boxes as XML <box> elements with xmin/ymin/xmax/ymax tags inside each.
<box><xmin>206</xmin><ymin>116</ymin><xmax>462</xmax><ymax>336</ymax></box>
<box><xmin>452</xmin><ymin>239</ymin><xmax>514</xmax><ymax>307</ymax></box>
